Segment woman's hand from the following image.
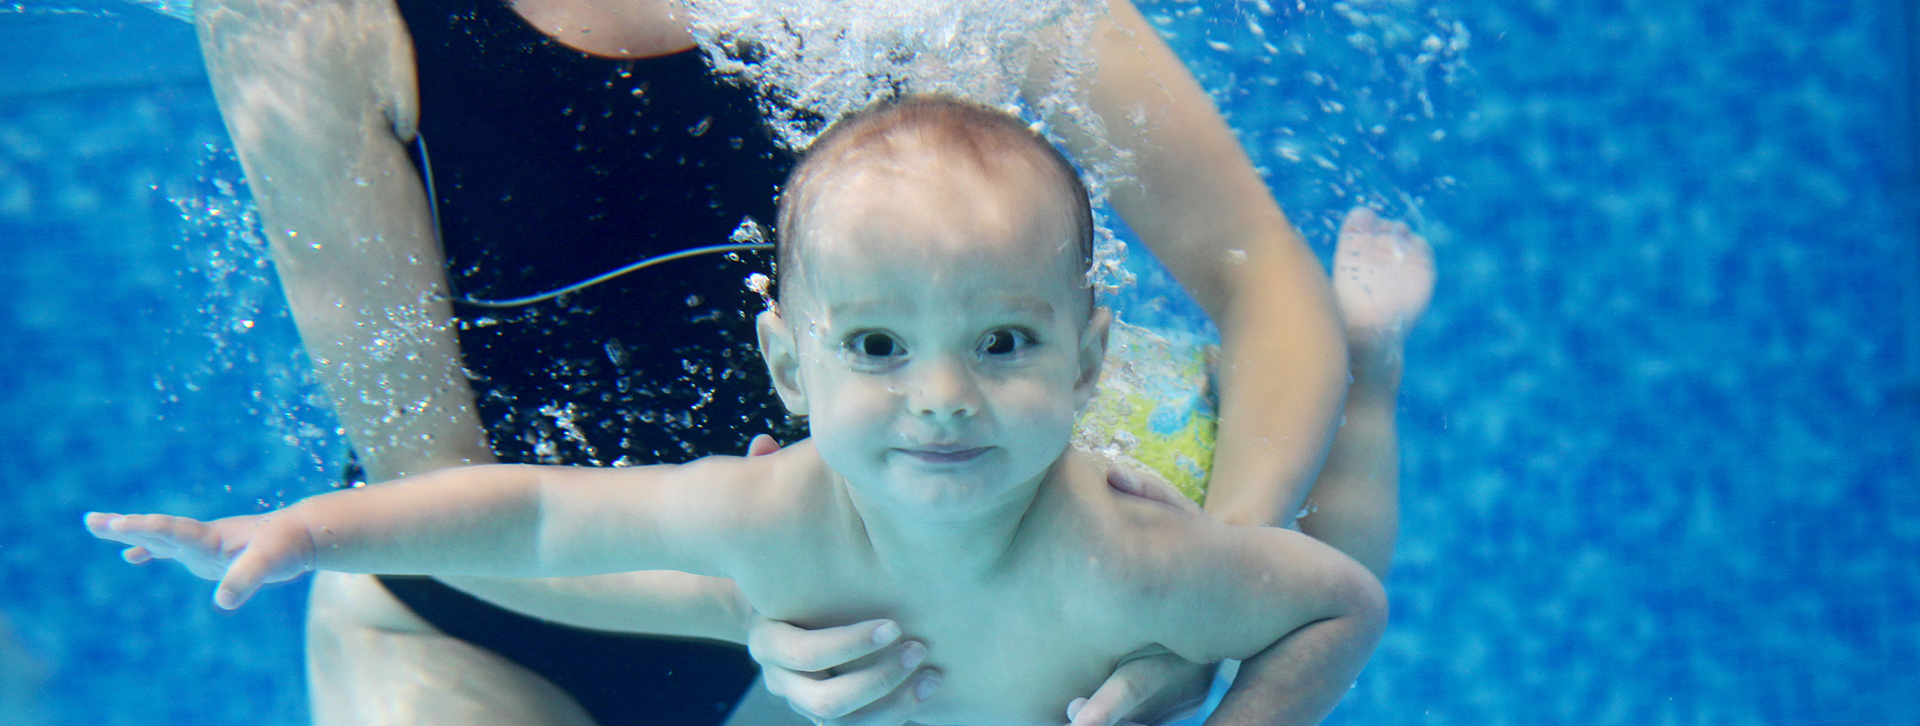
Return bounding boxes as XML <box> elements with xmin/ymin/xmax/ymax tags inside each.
<box><xmin>1104</xmin><ymin>462</ymin><xmax>1202</xmax><ymax>516</ymax></box>
<box><xmin>748</xmin><ymin>615</ymin><xmax>942</xmax><ymax>726</ymax></box>
<box><xmin>85</xmin><ymin>510</ymin><xmax>315</xmax><ymax>609</ymax></box>
<box><xmin>1067</xmin><ymin>653</ymin><xmax>1213</xmax><ymax>726</ymax></box>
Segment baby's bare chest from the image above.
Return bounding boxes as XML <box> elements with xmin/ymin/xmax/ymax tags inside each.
<box><xmin>909</xmin><ymin>602</ymin><xmax>1140</xmax><ymax>726</ymax></box>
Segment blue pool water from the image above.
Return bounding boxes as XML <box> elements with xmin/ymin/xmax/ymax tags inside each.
<box><xmin>2</xmin><ymin>1</ymin><xmax>1916</xmax><ymax>724</ymax></box>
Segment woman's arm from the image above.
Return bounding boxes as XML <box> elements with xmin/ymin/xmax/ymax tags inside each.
<box><xmin>196</xmin><ymin>0</ymin><xmax>493</xmax><ymax>483</ymax></box>
<box><xmin>1025</xmin><ymin>0</ymin><xmax>1349</xmax><ymax>531</ymax></box>
<box><xmin>1022</xmin><ymin>3</ymin><xmax>1358</xmax><ymax>724</ymax></box>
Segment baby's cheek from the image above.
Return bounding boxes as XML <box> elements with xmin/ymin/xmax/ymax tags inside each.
<box><xmin>811</xmin><ymin>435</ymin><xmax>863</xmax><ymax>481</ymax></box>
<box><xmin>808</xmin><ymin>396</ymin><xmax>894</xmax><ymax>466</ymax></box>
<box><xmin>995</xmin><ymin>383</ymin><xmax>1079</xmax><ymax>458</ymax></box>
<box><xmin>999</xmin><ymin>377</ymin><xmax>1080</xmax><ymax>424</ymax></box>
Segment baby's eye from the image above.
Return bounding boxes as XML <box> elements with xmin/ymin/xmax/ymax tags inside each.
<box><xmin>846</xmin><ymin>332</ymin><xmax>905</xmax><ymax>359</ymax></box>
<box><xmin>978</xmin><ymin>328</ymin><xmax>1036</xmax><ymax>357</ymax></box>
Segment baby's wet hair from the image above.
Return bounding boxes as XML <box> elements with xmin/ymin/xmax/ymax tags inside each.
<box><xmin>773</xmin><ymin>95</ymin><xmax>1095</xmax><ymax>303</ymax></box>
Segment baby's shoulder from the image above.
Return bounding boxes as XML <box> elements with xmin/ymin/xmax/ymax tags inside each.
<box><xmin>673</xmin><ymin>440</ymin><xmax>836</xmax><ymax>527</ymax></box>
<box><xmin>1040</xmin><ymin>455</ymin><xmax>1224</xmax><ymax>597</ymax></box>
<box><xmin>1042</xmin><ymin>456</ymin><xmax>1339</xmax><ymax>659</ymax></box>
<box><xmin>1052</xmin><ymin>450</ymin><xmax>1215</xmax><ymax>544</ymax></box>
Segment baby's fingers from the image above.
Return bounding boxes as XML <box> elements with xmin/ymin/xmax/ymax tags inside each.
<box><xmin>85</xmin><ymin>512</ymin><xmax>232</xmax><ymax>581</ymax></box>
<box><xmin>84</xmin><ymin>512</ymin><xmax>140</xmax><ymax>543</ymax></box>
<box><xmin>214</xmin><ymin>548</ymin><xmax>277</xmax><ymax>609</ymax></box>
<box><xmin>211</xmin><ymin>522</ymin><xmax>314</xmax><ymax>609</ymax></box>
<box><xmin>86</xmin><ymin>513</ymin><xmax>208</xmax><ymax>553</ymax></box>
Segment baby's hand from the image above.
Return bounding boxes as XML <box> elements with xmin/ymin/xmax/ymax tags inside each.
<box><xmin>84</xmin><ymin>511</ymin><xmax>315</xmax><ymax>609</ymax></box>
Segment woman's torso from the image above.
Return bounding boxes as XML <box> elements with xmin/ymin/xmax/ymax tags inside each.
<box><xmin>368</xmin><ymin>3</ymin><xmax>789</xmax><ymax>722</ymax></box>
<box><xmin>398</xmin><ymin>0</ymin><xmax>803</xmax><ymax>466</ymax></box>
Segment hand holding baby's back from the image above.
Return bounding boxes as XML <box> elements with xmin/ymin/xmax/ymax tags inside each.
<box><xmin>84</xmin><ymin>510</ymin><xmax>314</xmax><ymax>609</ymax></box>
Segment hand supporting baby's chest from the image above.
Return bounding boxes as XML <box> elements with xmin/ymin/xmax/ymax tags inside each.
<box><xmin>906</xmin><ymin>612</ymin><xmax>1159</xmax><ymax>726</ymax></box>
<box><xmin>748</xmin><ymin>572</ymin><xmax>1153</xmax><ymax>726</ymax></box>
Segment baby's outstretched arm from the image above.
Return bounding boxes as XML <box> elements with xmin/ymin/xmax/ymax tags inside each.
<box><xmin>86</xmin><ymin>456</ymin><xmax>770</xmax><ymax>609</ymax></box>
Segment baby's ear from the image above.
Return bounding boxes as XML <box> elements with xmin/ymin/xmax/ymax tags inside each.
<box><xmin>1074</xmin><ymin>307</ymin><xmax>1112</xmax><ymax>407</ymax></box>
<box><xmin>756</xmin><ymin>309</ymin><xmax>809</xmax><ymax>416</ymax></box>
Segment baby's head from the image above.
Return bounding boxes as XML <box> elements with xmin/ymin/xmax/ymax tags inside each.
<box><xmin>773</xmin><ymin>95</ymin><xmax>1095</xmax><ymax>312</ymax></box>
<box><xmin>757</xmin><ymin>95</ymin><xmax>1109</xmax><ymax>513</ymax></box>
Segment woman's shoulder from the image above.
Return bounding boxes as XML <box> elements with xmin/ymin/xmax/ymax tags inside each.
<box><xmin>506</xmin><ymin>0</ymin><xmax>696</xmax><ymax>58</ymax></box>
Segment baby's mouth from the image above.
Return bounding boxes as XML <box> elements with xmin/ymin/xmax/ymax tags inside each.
<box><xmin>894</xmin><ymin>445</ymin><xmax>992</xmax><ymax>464</ymax></box>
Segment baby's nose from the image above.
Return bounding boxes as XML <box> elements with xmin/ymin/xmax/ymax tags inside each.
<box><xmin>907</xmin><ymin>359</ymin><xmax>980</xmax><ymax>418</ymax></box>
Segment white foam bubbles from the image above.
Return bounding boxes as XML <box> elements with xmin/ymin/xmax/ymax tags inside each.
<box><xmin>682</xmin><ymin>0</ymin><xmax>1108</xmax><ymax>152</ymax></box>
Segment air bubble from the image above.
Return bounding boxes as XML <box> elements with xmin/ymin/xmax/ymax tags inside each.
<box><xmin>729</xmin><ymin>216</ymin><xmax>769</xmax><ymax>244</ymax></box>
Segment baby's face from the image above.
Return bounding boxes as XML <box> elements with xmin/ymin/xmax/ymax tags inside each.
<box><xmin>762</xmin><ymin>162</ymin><xmax>1104</xmax><ymax>515</ymax></box>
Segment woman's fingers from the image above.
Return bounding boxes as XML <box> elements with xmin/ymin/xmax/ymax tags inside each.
<box><xmin>806</xmin><ymin>669</ymin><xmax>942</xmax><ymax>726</ymax></box>
<box><xmin>762</xmin><ymin>640</ymin><xmax>934</xmax><ymax>720</ymax></box>
<box><xmin>749</xmin><ymin>616</ymin><xmax>902</xmax><ymax>674</ymax></box>
<box><xmin>749</xmin><ymin>615</ymin><xmax>941</xmax><ymax>725</ymax></box>
<box><xmin>1105</xmin><ymin>465</ymin><xmax>1203</xmax><ymax>515</ymax></box>
<box><xmin>1067</xmin><ymin>653</ymin><xmax>1212</xmax><ymax>726</ymax></box>
<box><xmin>121</xmin><ymin>546</ymin><xmax>153</xmax><ymax>564</ymax></box>
<box><xmin>747</xmin><ymin>434</ymin><xmax>783</xmax><ymax>457</ymax></box>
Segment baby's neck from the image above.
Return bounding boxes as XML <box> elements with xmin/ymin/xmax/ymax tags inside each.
<box><xmin>836</xmin><ymin>456</ymin><xmax>1071</xmax><ymax>585</ymax></box>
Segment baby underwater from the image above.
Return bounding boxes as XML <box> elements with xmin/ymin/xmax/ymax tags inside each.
<box><xmin>87</xmin><ymin>96</ymin><xmax>1385</xmax><ymax>726</ymax></box>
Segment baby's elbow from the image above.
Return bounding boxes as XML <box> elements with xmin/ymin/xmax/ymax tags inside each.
<box><xmin>1334</xmin><ymin>562</ymin><xmax>1389</xmax><ymax>646</ymax></box>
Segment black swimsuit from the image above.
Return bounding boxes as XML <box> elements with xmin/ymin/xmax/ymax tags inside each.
<box><xmin>379</xmin><ymin>0</ymin><xmax>802</xmax><ymax>722</ymax></box>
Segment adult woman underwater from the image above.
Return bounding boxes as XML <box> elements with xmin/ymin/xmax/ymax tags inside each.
<box><xmin>188</xmin><ymin>0</ymin><xmax>1367</xmax><ymax>723</ymax></box>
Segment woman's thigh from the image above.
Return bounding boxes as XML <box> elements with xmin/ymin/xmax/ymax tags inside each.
<box><xmin>306</xmin><ymin>572</ymin><xmax>599</xmax><ymax>726</ymax></box>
